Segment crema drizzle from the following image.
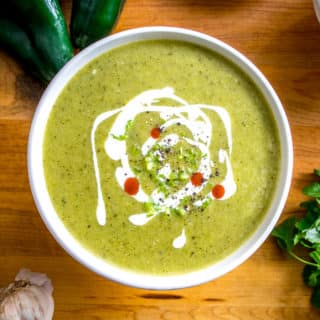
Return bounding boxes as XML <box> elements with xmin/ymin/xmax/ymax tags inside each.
<box><xmin>91</xmin><ymin>87</ymin><xmax>237</xmax><ymax>248</ymax></box>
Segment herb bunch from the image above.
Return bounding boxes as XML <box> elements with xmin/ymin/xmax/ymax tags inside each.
<box><xmin>272</xmin><ymin>169</ymin><xmax>320</xmax><ymax>308</ymax></box>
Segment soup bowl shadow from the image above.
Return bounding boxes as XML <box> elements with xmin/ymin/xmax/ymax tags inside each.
<box><xmin>28</xmin><ymin>26</ymin><xmax>293</xmax><ymax>290</ymax></box>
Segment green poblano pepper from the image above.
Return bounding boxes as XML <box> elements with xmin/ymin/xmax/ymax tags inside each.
<box><xmin>0</xmin><ymin>0</ymin><xmax>73</xmax><ymax>83</ymax></box>
<box><xmin>71</xmin><ymin>0</ymin><xmax>126</xmax><ymax>49</ymax></box>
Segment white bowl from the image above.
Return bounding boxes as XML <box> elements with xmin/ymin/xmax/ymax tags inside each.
<box><xmin>314</xmin><ymin>0</ymin><xmax>320</xmax><ymax>23</ymax></box>
<box><xmin>28</xmin><ymin>27</ymin><xmax>293</xmax><ymax>290</ymax></box>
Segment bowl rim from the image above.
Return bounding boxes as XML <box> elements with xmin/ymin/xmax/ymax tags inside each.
<box><xmin>28</xmin><ymin>26</ymin><xmax>293</xmax><ymax>290</ymax></box>
<box><xmin>314</xmin><ymin>0</ymin><xmax>320</xmax><ymax>23</ymax></box>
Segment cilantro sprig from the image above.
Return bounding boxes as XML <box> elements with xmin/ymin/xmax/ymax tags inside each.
<box><xmin>272</xmin><ymin>168</ymin><xmax>320</xmax><ymax>308</ymax></box>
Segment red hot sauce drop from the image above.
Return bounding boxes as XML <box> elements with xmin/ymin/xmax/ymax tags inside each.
<box><xmin>124</xmin><ymin>177</ymin><xmax>139</xmax><ymax>195</ymax></box>
<box><xmin>212</xmin><ymin>184</ymin><xmax>225</xmax><ymax>199</ymax></box>
<box><xmin>191</xmin><ymin>172</ymin><xmax>204</xmax><ymax>186</ymax></box>
<box><xmin>150</xmin><ymin>127</ymin><xmax>161</xmax><ymax>139</ymax></box>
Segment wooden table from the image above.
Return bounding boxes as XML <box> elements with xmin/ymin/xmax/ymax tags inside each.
<box><xmin>1</xmin><ymin>0</ymin><xmax>320</xmax><ymax>318</ymax></box>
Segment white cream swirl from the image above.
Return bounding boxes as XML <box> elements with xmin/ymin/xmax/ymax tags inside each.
<box><xmin>91</xmin><ymin>87</ymin><xmax>237</xmax><ymax>248</ymax></box>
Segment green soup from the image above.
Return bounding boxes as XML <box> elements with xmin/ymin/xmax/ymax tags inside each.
<box><xmin>43</xmin><ymin>40</ymin><xmax>280</xmax><ymax>275</ymax></box>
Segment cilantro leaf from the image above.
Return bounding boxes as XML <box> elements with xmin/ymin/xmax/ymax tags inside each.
<box><xmin>271</xmin><ymin>217</ymin><xmax>296</xmax><ymax>251</ymax></box>
<box><xmin>296</xmin><ymin>201</ymin><xmax>320</xmax><ymax>235</ymax></box>
<box><xmin>311</xmin><ymin>286</ymin><xmax>320</xmax><ymax>308</ymax></box>
<box><xmin>295</xmin><ymin>212</ymin><xmax>316</xmax><ymax>232</ymax></box>
<box><xmin>300</xmin><ymin>200</ymin><xmax>320</xmax><ymax>212</ymax></box>
<box><xmin>111</xmin><ymin>133</ymin><xmax>127</xmax><ymax>141</ymax></box>
<box><xmin>300</xmin><ymin>202</ymin><xmax>320</xmax><ymax>220</ymax></box>
<box><xmin>305</xmin><ymin>229</ymin><xmax>320</xmax><ymax>245</ymax></box>
<box><xmin>303</xmin><ymin>265</ymin><xmax>320</xmax><ymax>288</ymax></box>
<box><xmin>314</xmin><ymin>169</ymin><xmax>320</xmax><ymax>177</ymax></box>
<box><xmin>303</xmin><ymin>182</ymin><xmax>320</xmax><ymax>198</ymax></box>
<box><xmin>310</xmin><ymin>250</ymin><xmax>320</xmax><ymax>265</ymax></box>
<box><xmin>111</xmin><ymin>120</ymin><xmax>133</xmax><ymax>141</ymax></box>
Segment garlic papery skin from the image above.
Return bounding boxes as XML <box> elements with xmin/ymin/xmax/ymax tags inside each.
<box><xmin>0</xmin><ymin>269</ymin><xmax>54</xmax><ymax>320</ymax></box>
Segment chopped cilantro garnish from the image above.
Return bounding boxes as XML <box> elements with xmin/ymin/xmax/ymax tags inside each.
<box><xmin>111</xmin><ymin>120</ymin><xmax>133</xmax><ymax>141</ymax></box>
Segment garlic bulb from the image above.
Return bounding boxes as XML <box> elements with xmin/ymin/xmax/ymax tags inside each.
<box><xmin>0</xmin><ymin>269</ymin><xmax>54</xmax><ymax>320</ymax></box>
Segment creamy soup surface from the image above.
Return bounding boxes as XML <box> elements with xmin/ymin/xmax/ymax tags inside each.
<box><xmin>43</xmin><ymin>40</ymin><xmax>280</xmax><ymax>275</ymax></box>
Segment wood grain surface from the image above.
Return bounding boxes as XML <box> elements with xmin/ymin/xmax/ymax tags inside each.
<box><xmin>1</xmin><ymin>0</ymin><xmax>320</xmax><ymax>319</ymax></box>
